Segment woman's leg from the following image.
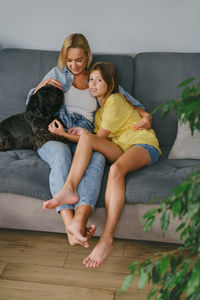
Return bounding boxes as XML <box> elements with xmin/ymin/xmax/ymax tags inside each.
<box><xmin>83</xmin><ymin>145</ymin><xmax>151</xmax><ymax>267</ymax></box>
<box><xmin>37</xmin><ymin>141</ymin><xmax>76</xmax><ymax>244</ymax></box>
<box><xmin>67</xmin><ymin>151</ymin><xmax>106</xmax><ymax>246</ymax></box>
<box><xmin>44</xmin><ymin>133</ymin><xmax>123</xmax><ymax>209</ymax></box>
<box><xmin>38</xmin><ymin>140</ymin><xmax>99</xmax><ymax>247</ymax></box>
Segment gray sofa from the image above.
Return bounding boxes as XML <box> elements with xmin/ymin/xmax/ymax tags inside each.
<box><xmin>0</xmin><ymin>49</ymin><xmax>200</xmax><ymax>243</ymax></box>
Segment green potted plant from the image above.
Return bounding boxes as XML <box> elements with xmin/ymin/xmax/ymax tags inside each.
<box><xmin>121</xmin><ymin>78</ymin><xmax>200</xmax><ymax>299</ymax></box>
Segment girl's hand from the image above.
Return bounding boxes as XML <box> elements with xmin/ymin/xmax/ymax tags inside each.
<box><xmin>68</xmin><ymin>127</ymin><xmax>89</xmax><ymax>136</ymax></box>
<box><xmin>34</xmin><ymin>78</ymin><xmax>63</xmax><ymax>94</ymax></box>
<box><xmin>48</xmin><ymin>119</ymin><xmax>66</xmax><ymax>136</ymax></box>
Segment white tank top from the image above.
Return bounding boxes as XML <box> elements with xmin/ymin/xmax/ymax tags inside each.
<box><xmin>64</xmin><ymin>85</ymin><xmax>97</xmax><ymax>122</ymax></box>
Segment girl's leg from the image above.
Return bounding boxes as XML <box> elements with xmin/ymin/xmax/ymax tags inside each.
<box><xmin>44</xmin><ymin>133</ymin><xmax>123</xmax><ymax>209</ymax></box>
<box><xmin>83</xmin><ymin>145</ymin><xmax>151</xmax><ymax>267</ymax></box>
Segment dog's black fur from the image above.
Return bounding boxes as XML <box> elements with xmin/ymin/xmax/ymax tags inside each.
<box><xmin>0</xmin><ymin>85</ymin><xmax>67</xmax><ymax>151</ymax></box>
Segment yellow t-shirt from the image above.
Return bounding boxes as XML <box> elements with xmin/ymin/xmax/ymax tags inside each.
<box><xmin>94</xmin><ymin>93</ymin><xmax>161</xmax><ymax>153</ymax></box>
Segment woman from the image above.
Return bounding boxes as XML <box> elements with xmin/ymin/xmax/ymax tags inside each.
<box><xmin>46</xmin><ymin>62</ymin><xmax>161</xmax><ymax>267</ymax></box>
<box><xmin>27</xmin><ymin>33</ymin><xmax>152</xmax><ymax>248</ymax></box>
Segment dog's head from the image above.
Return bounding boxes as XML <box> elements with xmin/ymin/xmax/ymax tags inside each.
<box><xmin>26</xmin><ymin>85</ymin><xmax>64</xmax><ymax>119</ymax></box>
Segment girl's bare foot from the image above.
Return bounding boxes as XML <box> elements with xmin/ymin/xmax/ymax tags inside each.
<box><xmin>67</xmin><ymin>220</ymin><xmax>89</xmax><ymax>248</ymax></box>
<box><xmin>43</xmin><ymin>185</ymin><xmax>79</xmax><ymax>209</ymax></box>
<box><xmin>67</xmin><ymin>232</ymin><xmax>80</xmax><ymax>246</ymax></box>
<box><xmin>66</xmin><ymin>224</ymin><xmax>96</xmax><ymax>248</ymax></box>
<box><xmin>86</xmin><ymin>224</ymin><xmax>97</xmax><ymax>239</ymax></box>
<box><xmin>82</xmin><ymin>236</ymin><xmax>114</xmax><ymax>267</ymax></box>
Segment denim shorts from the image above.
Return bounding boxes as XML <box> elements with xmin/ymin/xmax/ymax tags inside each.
<box><xmin>133</xmin><ymin>144</ymin><xmax>160</xmax><ymax>165</ymax></box>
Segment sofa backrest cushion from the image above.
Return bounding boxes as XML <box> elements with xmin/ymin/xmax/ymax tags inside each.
<box><xmin>134</xmin><ymin>53</ymin><xmax>200</xmax><ymax>155</ymax></box>
<box><xmin>0</xmin><ymin>48</ymin><xmax>135</xmax><ymax>122</ymax></box>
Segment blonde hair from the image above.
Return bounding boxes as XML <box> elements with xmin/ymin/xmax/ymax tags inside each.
<box><xmin>57</xmin><ymin>33</ymin><xmax>92</xmax><ymax>70</ymax></box>
<box><xmin>90</xmin><ymin>62</ymin><xmax>119</xmax><ymax>99</ymax></box>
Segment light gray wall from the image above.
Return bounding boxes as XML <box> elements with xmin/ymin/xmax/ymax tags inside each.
<box><xmin>0</xmin><ymin>0</ymin><xmax>200</xmax><ymax>53</ymax></box>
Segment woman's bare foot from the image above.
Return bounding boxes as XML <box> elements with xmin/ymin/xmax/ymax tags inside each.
<box><xmin>82</xmin><ymin>236</ymin><xmax>114</xmax><ymax>267</ymax></box>
<box><xmin>43</xmin><ymin>185</ymin><xmax>79</xmax><ymax>209</ymax></box>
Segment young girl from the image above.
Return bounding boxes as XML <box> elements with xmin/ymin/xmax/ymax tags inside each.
<box><xmin>45</xmin><ymin>62</ymin><xmax>161</xmax><ymax>267</ymax></box>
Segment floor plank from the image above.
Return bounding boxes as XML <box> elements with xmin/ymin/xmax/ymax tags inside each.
<box><xmin>0</xmin><ymin>279</ymin><xmax>114</xmax><ymax>300</ymax></box>
<box><xmin>123</xmin><ymin>240</ymin><xmax>179</xmax><ymax>259</ymax></box>
<box><xmin>115</xmin><ymin>290</ymin><xmax>149</xmax><ymax>300</ymax></box>
<box><xmin>0</xmin><ymin>262</ymin><xmax>7</xmax><ymax>275</ymax></box>
<box><xmin>65</xmin><ymin>252</ymin><xmax>136</xmax><ymax>274</ymax></box>
<box><xmin>1</xmin><ymin>262</ymin><xmax>151</xmax><ymax>293</ymax></box>
<box><xmin>0</xmin><ymin>229</ymin><xmax>180</xmax><ymax>300</ymax></box>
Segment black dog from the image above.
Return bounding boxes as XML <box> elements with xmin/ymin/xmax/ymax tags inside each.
<box><xmin>0</xmin><ymin>85</ymin><xmax>67</xmax><ymax>151</ymax></box>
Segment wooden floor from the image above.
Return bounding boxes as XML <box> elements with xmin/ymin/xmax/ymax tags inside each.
<box><xmin>0</xmin><ymin>229</ymin><xmax>179</xmax><ymax>300</ymax></box>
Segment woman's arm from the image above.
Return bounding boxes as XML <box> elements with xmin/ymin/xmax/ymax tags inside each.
<box><xmin>134</xmin><ymin>107</ymin><xmax>152</xmax><ymax>130</ymax></box>
<box><xmin>119</xmin><ymin>85</ymin><xmax>145</xmax><ymax>109</ymax></box>
<box><xmin>34</xmin><ymin>78</ymin><xmax>63</xmax><ymax>94</ymax></box>
<box><xmin>119</xmin><ymin>86</ymin><xmax>152</xmax><ymax>129</ymax></box>
<box><xmin>68</xmin><ymin>126</ymin><xmax>110</xmax><ymax>140</ymax></box>
<box><xmin>48</xmin><ymin>120</ymin><xmax>80</xmax><ymax>143</ymax></box>
<box><xmin>26</xmin><ymin>67</ymin><xmax>64</xmax><ymax>104</ymax></box>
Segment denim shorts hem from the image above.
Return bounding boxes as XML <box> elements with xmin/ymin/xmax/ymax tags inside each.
<box><xmin>133</xmin><ymin>144</ymin><xmax>160</xmax><ymax>165</ymax></box>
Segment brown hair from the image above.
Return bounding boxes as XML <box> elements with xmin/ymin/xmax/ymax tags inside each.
<box><xmin>90</xmin><ymin>62</ymin><xmax>119</xmax><ymax>99</ymax></box>
<box><xmin>57</xmin><ymin>33</ymin><xmax>92</xmax><ymax>70</ymax></box>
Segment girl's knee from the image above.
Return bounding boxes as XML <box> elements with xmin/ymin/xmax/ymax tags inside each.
<box><xmin>79</xmin><ymin>132</ymin><xmax>93</xmax><ymax>144</ymax></box>
<box><xmin>109</xmin><ymin>162</ymin><xmax>123</xmax><ymax>179</ymax></box>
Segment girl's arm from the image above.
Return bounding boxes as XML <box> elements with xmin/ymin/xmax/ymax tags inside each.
<box><xmin>96</xmin><ymin>127</ymin><xmax>110</xmax><ymax>139</ymax></box>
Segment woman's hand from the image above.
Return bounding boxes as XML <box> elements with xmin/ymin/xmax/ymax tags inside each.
<box><xmin>68</xmin><ymin>127</ymin><xmax>90</xmax><ymax>136</ymax></box>
<box><xmin>48</xmin><ymin>120</ymin><xmax>66</xmax><ymax>136</ymax></box>
<box><xmin>34</xmin><ymin>78</ymin><xmax>63</xmax><ymax>94</ymax></box>
<box><xmin>134</xmin><ymin>107</ymin><xmax>152</xmax><ymax>130</ymax></box>
<box><xmin>134</xmin><ymin>115</ymin><xmax>152</xmax><ymax>130</ymax></box>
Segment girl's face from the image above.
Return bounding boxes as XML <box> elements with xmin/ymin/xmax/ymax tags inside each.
<box><xmin>89</xmin><ymin>70</ymin><xmax>108</xmax><ymax>100</ymax></box>
<box><xmin>66</xmin><ymin>47</ymin><xmax>88</xmax><ymax>75</ymax></box>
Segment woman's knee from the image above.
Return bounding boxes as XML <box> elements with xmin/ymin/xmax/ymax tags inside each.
<box><xmin>37</xmin><ymin>141</ymin><xmax>72</xmax><ymax>166</ymax></box>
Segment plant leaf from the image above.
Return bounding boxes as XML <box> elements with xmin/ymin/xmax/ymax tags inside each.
<box><xmin>177</xmin><ymin>77</ymin><xmax>196</xmax><ymax>88</ymax></box>
<box><xmin>147</xmin><ymin>288</ymin><xmax>157</xmax><ymax>300</ymax></box>
<box><xmin>138</xmin><ymin>267</ymin><xmax>149</xmax><ymax>289</ymax></box>
<box><xmin>143</xmin><ymin>216</ymin><xmax>155</xmax><ymax>232</ymax></box>
<box><xmin>161</xmin><ymin>211</ymin><xmax>170</xmax><ymax>234</ymax></box>
<box><xmin>160</xmin><ymin>255</ymin><xmax>170</xmax><ymax>273</ymax></box>
<box><xmin>120</xmin><ymin>273</ymin><xmax>134</xmax><ymax>292</ymax></box>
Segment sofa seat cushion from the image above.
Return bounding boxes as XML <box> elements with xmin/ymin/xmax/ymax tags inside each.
<box><xmin>97</xmin><ymin>157</ymin><xmax>200</xmax><ymax>207</ymax></box>
<box><xmin>0</xmin><ymin>150</ymin><xmax>199</xmax><ymax>206</ymax></box>
<box><xmin>0</xmin><ymin>150</ymin><xmax>199</xmax><ymax>207</ymax></box>
<box><xmin>0</xmin><ymin>149</ymin><xmax>51</xmax><ymax>199</ymax></box>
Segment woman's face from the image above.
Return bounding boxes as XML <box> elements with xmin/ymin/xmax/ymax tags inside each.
<box><xmin>89</xmin><ymin>70</ymin><xmax>108</xmax><ymax>99</ymax></box>
<box><xmin>66</xmin><ymin>47</ymin><xmax>88</xmax><ymax>75</ymax></box>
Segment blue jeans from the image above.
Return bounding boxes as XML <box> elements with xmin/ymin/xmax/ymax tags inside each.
<box><xmin>37</xmin><ymin>141</ymin><xmax>106</xmax><ymax>213</ymax></box>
